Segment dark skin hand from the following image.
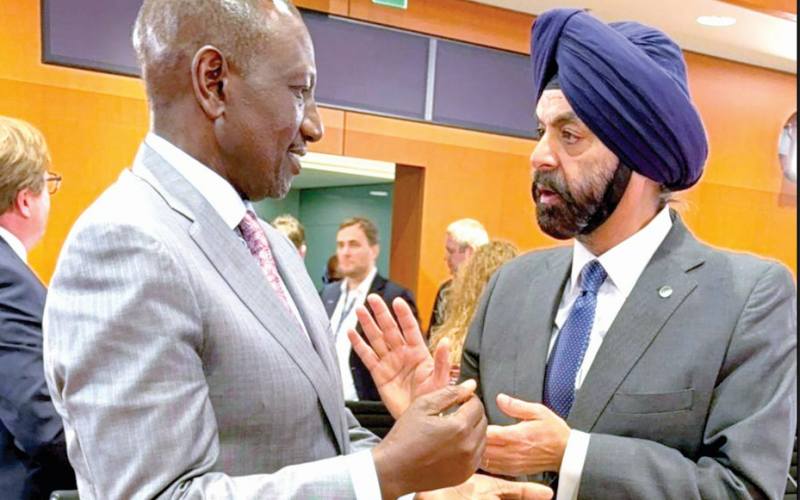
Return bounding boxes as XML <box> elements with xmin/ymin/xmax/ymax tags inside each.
<box><xmin>372</xmin><ymin>381</ymin><xmax>488</xmax><ymax>500</ymax></box>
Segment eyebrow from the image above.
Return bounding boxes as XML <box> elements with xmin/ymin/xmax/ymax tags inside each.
<box><xmin>538</xmin><ymin>111</ymin><xmax>581</xmax><ymax>128</ymax></box>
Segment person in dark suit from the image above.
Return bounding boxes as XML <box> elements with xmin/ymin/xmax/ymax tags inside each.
<box><xmin>349</xmin><ymin>9</ymin><xmax>796</xmax><ymax>500</ymax></box>
<box><xmin>322</xmin><ymin>217</ymin><xmax>419</xmax><ymax>402</ymax></box>
<box><xmin>0</xmin><ymin>116</ymin><xmax>75</xmax><ymax>499</ymax></box>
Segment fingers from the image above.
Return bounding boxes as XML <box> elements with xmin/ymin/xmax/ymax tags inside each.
<box><xmin>393</xmin><ymin>297</ymin><xmax>425</xmax><ymax>347</ymax></box>
<box><xmin>418</xmin><ymin>379</ymin><xmax>477</xmax><ymax>415</ymax></box>
<box><xmin>456</xmin><ymin>392</ymin><xmax>487</xmax><ymax>430</ymax></box>
<box><xmin>496</xmin><ymin>394</ymin><xmax>547</xmax><ymax>420</ymax></box>
<box><xmin>347</xmin><ymin>328</ymin><xmax>379</xmax><ymax>370</ymax></box>
<box><xmin>355</xmin><ymin>304</ymin><xmax>389</xmax><ymax>357</ymax></box>
<box><xmin>493</xmin><ymin>479</ymin><xmax>554</xmax><ymax>500</ymax></box>
<box><xmin>432</xmin><ymin>338</ymin><xmax>452</xmax><ymax>389</ymax></box>
<box><xmin>366</xmin><ymin>294</ymin><xmax>406</xmax><ymax>350</ymax></box>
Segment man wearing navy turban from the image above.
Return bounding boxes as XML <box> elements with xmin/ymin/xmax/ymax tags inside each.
<box><xmin>348</xmin><ymin>7</ymin><xmax>797</xmax><ymax>500</ymax></box>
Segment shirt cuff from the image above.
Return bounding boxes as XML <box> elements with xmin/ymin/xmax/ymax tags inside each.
<box><xmin>347</xmin><ymin>450</ymin><xmax>382</xmax><ymax>500</ymax></box>
<box><xmin>556</xmin><ymin>430</ymin><xmax>591</xmax><ymax>500</ymax></box>
<box><xmin>347</xmin><ymin>449</ymin><xmax>416</xmax><ymax>500</ymax></box>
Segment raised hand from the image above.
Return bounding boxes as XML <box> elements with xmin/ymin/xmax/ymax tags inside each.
<box><xmin>483</xmin><ymin>394</ymin><xmax>571</xmax><ymax>477</ymax></box>
<box><xmin>348</xmin><ymin>294</ymin><xmax>451</xmax><ymax>418</ymax></box>
<box><xmin>372</xmin><ymin>381</ymin><xmax>488</xmax><ymax>500</ymax></box>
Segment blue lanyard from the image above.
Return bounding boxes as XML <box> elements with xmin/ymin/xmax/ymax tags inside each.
<box><xmin>334</xmin><ymin>290</ymin><xmax>360</xmax><ymax>340</ymax></box>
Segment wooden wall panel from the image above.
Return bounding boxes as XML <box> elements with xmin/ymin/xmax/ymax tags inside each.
<box><xmin>295</xmin><ymin>0</ymin><xmax>348</xmax><ymax>15</ymax></box>
<box><xmin>313</xmin><ymin>108</ymin><xmax>346</xmax><ymax>156</ymax></box>
<box><xmin>717</xmin><ymin>0</ymin><xmax>796</xmax><ymax>20</ymax></box>
<box><xmin>687</xmin><ymin>52</ymin><xmax>797</xmax><ymax>195</ymax></box>
<box><xmin>389</xmin><ymin>165</ymin><xmax>425</xmax><ymax>294</ymax></box>
<box><xmin>0</xmin><ymin>77</ymin><xmax>148</xmax><ymax>281</ymax></box>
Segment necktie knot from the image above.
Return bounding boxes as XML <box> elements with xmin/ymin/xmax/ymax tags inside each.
<box><xmin>580</xmin><ymin>260</ymin><xmax>607</xmax><ymax>295</ymax></box>
<box><xmin>238</xmin><ymin>210</ymin><xmax>262</xmax><ymax>244</ymax></box>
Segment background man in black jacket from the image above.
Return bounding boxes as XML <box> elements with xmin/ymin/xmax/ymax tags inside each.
<box><xmin>322</xmin><ymin>217</ymin><xmax>418</xmax><ymax>402</ymax></box>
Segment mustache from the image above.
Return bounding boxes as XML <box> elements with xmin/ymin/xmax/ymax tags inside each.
<box><xmin>532</xmin><ymin>170</ymin><xmax>574</xmax><ymax>204</ymax></box>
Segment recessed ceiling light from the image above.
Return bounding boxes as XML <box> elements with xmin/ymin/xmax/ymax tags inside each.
<box><xmin>697</xmin><ymin>15</ymin><xmax>737</xmax><ymax>27</ymax></box>
<box><xmin>370</xmin><ymin>190</ymin><xmax>389</xmax><ymax>197</ymax></box>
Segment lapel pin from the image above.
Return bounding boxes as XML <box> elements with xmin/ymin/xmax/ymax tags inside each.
<box><xmin>658</xmin><ymin>286</ymin><xmax>673</xmax><ymax>298</ymax></box>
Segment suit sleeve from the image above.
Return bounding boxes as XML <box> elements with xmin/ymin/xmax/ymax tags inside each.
<box><xmin>578</xmin><ymin>263</ymin><xmax>797</xmax><ymax>500</ymax></box>
<box><xmin>0</xmin><ymin>264</ymin><xmax>71</xmax><ymax>472</ymax></box>
<box><xmin>44</xmin><ymin>222</ymin><xmax>361</xmax><ymax>500</ymax></box>
<box><xmin>346</xmin><ymin>408</ymin><xmax>382</xmax><ymax>454</ymax></box>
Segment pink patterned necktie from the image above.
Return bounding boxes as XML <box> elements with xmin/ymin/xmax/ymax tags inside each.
<box><xmin>238</xmin><ymin>210</ymin><xmax>292</xmax><ymax>311</ymax></box>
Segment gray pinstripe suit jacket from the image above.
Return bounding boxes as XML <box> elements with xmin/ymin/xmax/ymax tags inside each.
<box><xmin>43</xmin><ymin>144</ymin><xmax>380</xmax><ymax>499</ymax></box>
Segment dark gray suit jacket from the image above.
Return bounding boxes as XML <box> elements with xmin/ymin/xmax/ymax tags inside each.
<box><xmin>0</xmin><ymin>236</ymin><xmax>75</xmax><ymax>499</ymax></box>
<box><xmin>462</xmin><ymin>214</ymin><xmax>797</xmax><ymax>499</ymax></box>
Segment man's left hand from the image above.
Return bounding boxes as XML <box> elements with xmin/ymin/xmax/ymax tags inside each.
<box><xmin>482</xmin><ymin>394</ymin><xmax>571</xmax><ymax>477</ymax></box>
<box><xmin>417</xmin><ymin>474</ymin><xmax>553</xmax><ymax>500</ymax></box>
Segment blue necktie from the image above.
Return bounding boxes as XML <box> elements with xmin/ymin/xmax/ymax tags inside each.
<box><xmin>543</xmin><ymin>260</ymin><xmax>607</xmax><ymax>420</ymax></box>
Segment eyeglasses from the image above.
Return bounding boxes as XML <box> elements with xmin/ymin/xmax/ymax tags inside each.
<box><xmin>46</xmin><ymin>173</ymin><xmax>62</xmax><ymax>195</ymax></box>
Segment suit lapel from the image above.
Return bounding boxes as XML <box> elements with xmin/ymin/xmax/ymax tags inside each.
<box><xmin>323</xmin><ymin>287</ymin><xmax>341</xmax><ymax>318</ymax></box>
<box><xmin>268</xmin><ymin>230</ymin><xmax>341</xmax><ymax>373</ymax></box>
<box><xmin>513</xmin><ymin>250</ymin><xmax>572</xmax><ymax>405</ymax></box>
<box><xmin>133</xmin><ymin>144</ymin><xmax>346</xmax><ymax>452</ymax></box>
<box><xmin>568</xmin><ymin>216</ymin><xmax>706</xmax><ymax>431</ymax></box>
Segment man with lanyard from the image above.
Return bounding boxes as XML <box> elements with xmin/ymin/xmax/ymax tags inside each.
<box><xmin>323</xmin><ymin>216</ymin><xmax>419</xmax><ymax>402</ymax></box>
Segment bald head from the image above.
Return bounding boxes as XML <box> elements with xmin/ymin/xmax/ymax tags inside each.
<box><xmin>133</xmin><ymin>0</ymin><xmax>300</xmax><ymax>109</ymax></box>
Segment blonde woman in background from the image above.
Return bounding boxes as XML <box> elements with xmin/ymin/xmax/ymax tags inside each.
<box><xmin>429</xmin><ymin>240</ymin><xmax>519</xmax><ymax>383</ymax></box>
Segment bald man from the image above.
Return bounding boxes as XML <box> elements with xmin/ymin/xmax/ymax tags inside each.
<box><xmin>351</xmin><ymin>8</ymin><xmax>796</xmax><ymax>500</ymax></box>
<box><xmin>42</xmin><ymin>1</ymin><xmax>499</xmax><ymax>499</ymax></box>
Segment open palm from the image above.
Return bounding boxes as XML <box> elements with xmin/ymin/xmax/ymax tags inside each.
<box><xmin>348</xmin><ymin>294</ymin><xmax>452</xmax><ymax>418</ymax></box>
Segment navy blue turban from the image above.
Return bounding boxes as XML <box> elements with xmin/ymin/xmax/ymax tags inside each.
<box><xmin>531</xmin><ymin>9</ymin><xmax>708</xmax><ymax>191</ymax></box>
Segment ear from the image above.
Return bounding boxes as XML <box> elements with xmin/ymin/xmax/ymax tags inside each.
<box><xmin>192</xmin><ymin>45</ymin><xmax>229</xmax><ymax>121</ymax></box>
<box><xmin>13</xmin><ymin>189</ymin><xmax>33</xmax><ymax>219</ymax></box>
<box><xmin>372</xmin><ymin>244</ymin><xmax>380</xmax><ymax>259</ymax></box>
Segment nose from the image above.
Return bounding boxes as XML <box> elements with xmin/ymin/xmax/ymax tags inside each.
<box><xmin>530</xmin><ymin>133</ymin><xmax>558</xmax><ymax>174</ymax></box>
<box><xmin>302</xmin><ymin>99</ymin><xmax>324</xmax><ymax>144</ymax></box>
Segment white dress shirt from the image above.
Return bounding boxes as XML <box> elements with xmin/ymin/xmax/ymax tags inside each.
<box><xmin>0</xmin><ymin>226</ymin><xmax>27</xmax><ymax>263</ymax></box>
<box><xmin>330</xmin><ymin>267</ymin><xmax>379</xmax><ymax>401</ymax></box>
<box><xmin>145</xmin><ymin>133</ymin><xmax>383</xmax><ymax>500</ymax></box>
<box><xmin>552</xmin><ymin>207</ymin><xmax>673</xmax><ymax>500</ymax></box>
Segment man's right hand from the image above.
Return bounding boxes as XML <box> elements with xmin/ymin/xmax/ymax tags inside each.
<box><xmin>372</xmin><ymin>380</ymin><xmax>488</xmax><ymax>500</ymax></box>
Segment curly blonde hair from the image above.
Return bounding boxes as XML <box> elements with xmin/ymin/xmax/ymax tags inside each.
<box><xmin>429</xmin><ymin>240</ymin><xmax>519</xmax><ymax>366</ymax></box>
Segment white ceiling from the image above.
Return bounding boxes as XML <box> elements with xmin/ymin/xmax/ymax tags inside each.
<box><xmin>470</xmin><ymin>0</ymin><xmax>797</xmax><ymax>74</ymax></box>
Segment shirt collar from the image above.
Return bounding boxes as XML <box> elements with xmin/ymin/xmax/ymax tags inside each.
<box><xmin>340</xmin><ymin>266</ymin><xmax>379</xmax><ymax>298</ymax></box>
<box><xmin>0</xmin><ymin>226</ymin><xmax>27</xmax><ymax>263</ymax></box>
<box><xmin>570</xmin><ymin>207</ymin><xmax>673</xmax><ymax>297</ymax></box>
<box><xmin>145</xmin><ymin>133</ymin><xmax>247</xmax><ymax>230</ymax></box>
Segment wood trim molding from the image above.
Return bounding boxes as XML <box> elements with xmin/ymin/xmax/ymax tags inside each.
<box><xmin>717</xmin><ymin>0</ymin><xmax>797</xmax><ymax>21</ymax></box>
